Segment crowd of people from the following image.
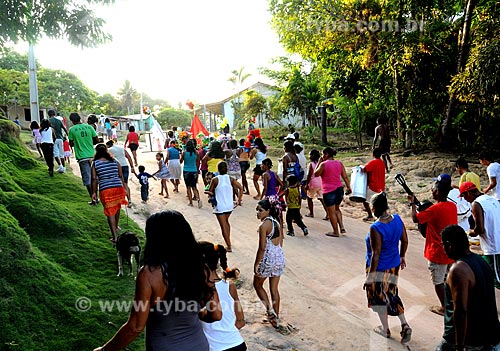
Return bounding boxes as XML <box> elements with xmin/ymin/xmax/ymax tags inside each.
<box><xmin>23</xmin><ymin>113</ymin><xmax>500</xmax><ymax>350</ymax></box>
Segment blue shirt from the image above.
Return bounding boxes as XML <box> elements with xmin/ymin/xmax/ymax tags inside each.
<box><xmin>168</xmin><ymin>147</ymin><xmax>180</xmax><ymax>160</ymax></box>
<box><xmin>137</xmin><ymin>172</ymin><xmax>153</xmax><ymax>186</ymax></box>
<box><xmin>365</xmin><ymin>214</ymin><xmax>403</xmax><ymax>270</ymax></box>
<box><xmin>183</xmin><ymin>151</ymin><xmax>198</xmax><ymax>172</ymax></box>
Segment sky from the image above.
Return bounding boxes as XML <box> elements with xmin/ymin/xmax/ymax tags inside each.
<box><xmin>15</xmin><ymin>0</ymin><xmax>287</xmax><ymax>106</ymax></box>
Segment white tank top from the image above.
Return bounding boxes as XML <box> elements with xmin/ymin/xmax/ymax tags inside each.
<box><xmin>475</xmin><ymin>194</ymin><xmax>500</xmax><ymax>255</ymax></box>
<box><xmin>40</xmin><ymin>128</ymin><xmax>53</xmax><ymax>144</ymax></box>
<box><xmin>214</xmin><ymin>174</ymin><xmax>233</xmax><ymax>213</ymax></box>
<box><xmin>201</xmin><ymin>280</ymin><xmax>244</xmax><ymax>351</ymax></box>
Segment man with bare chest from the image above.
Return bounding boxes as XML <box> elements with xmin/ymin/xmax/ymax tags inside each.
<box><xmin>373</xmin><ymin>117</ymin><xmax>393</xmax><ymax>172</ymax></box>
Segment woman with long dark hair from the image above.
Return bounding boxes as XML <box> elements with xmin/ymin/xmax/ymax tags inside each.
<box><xmin>39</xmin><ymin>119</ymin><xmax>56</xmax><ymax>176</ymax></box>
<box><xmin>249</xmin><ymin>138</ymin><xmax>267</xmax><ymax>199</ymax></box>
<box><xmin>93</xmin><ymin>211</ymin><xmax>221</xmax><ymax>351</ymax></box>
<box><xmin>203</xmin><ymin>141</ymin><xmax>225</xmax><ymax>175</ymax></box>
<box><xmin>253</xmin><ymin>198</ymin><xmax>285</xmax><ymax>329</ymax></box>
<box><xmin>91</xmin><ymin>143</ymin><xmax>128</xmax><ymax>242</ymax></box>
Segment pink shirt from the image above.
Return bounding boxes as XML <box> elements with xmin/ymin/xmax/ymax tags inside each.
<box><xmin>321</xmin><ymin>160</ymin><xmax>343</xmax><ymax>193</ymax></box>
<box><xmin>308</xmin><ymin>161</ymin><xmax>322</xmax><ymax>189</ymax></box>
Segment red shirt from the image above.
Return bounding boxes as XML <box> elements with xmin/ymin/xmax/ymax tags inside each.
<box><xmin>416</xmin><ymin>201</ymin><xmax>457</xmax><ymax>264</ymax></box>
<box><xmin>365</xmin><ymin>158</ymin><xmax>385</xmax><ymax>192</ymax></box>
<box><xmin>127</xmin><ymin>132</ymin><xmax>139</xmax><ymax>145</ymax></box>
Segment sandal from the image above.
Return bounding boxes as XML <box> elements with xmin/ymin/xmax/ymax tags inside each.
<box><xmin>363</xmin><ymin>216</ymin><xmax>375</xmax><ymax>222</ymax></box>
<box><xmin>323</xmin><ymin>216</ymin><xmax>329</xmax><ymax>221</ymax></box>
<box><xmin>325</xmin><ymin>232</ymin><xmax>340</xmax><ymax>237</ymax></box>
<box><xmin>267</xmin><ymin>310</ymin><xmax>279</xmax><ymax>328</ymax></box>
<box><xmin>373</xmin><ymin>325</ymin><xmax>391</xmax><ymax>338</ymax></box>
<box><xmin>429</xmin><ymin>305</ymin><xmax>444</xmax><ymax>316</ymax></box>
<box><xmin>340</xmin><ymin>227</ymin><xmax>346</xmax><ymax>234</ymax></box>
<box><xmin>400</xmin><ymin>324</ymin><xmax>412</xmax><ymax>344</ymax></box>
<box><xmin>305</xmin><ymin>213</ymin><xmax>314</xmax><ymax>218</ymax></box>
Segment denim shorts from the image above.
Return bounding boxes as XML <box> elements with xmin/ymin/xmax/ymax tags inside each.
<box><xmin>78</xmin><ymin>158</ymin><xmax>92</xmax><ymax>186</ymax></box>
<box><xmin>323</xmin><ymin>186</ymin><xmax>344</xmax><ymax>207</ymax></box>
<box><xmin>183</xmin><ymin>171</ymin><xmax>198</xmax><ymax>188</ymax></box>
<box><xmin>121</xmin><ymin>166</ymin><xmax>129</xmax><ymax>183</ymax></box>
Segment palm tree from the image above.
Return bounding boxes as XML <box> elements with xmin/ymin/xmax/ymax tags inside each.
<box><xmin>117</xmin><ymin>80</ymin><xmax>138</xmax><ymax>115</ymax></box>
<box><xmin>228</xmin><ymin>67</ymin><xmax>251</xmax><ymax>124</ymax></box>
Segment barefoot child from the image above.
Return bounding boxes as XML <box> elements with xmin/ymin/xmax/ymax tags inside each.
<box><xmin>152</xmin><ymin>152</ymin><xmax>170</xmax><ymax>198</ymax></box>
<box><xmin>199</xmin><ymin>241</ymin><xmax>247</xmax><ymax>351</ymax></box>
<box><xmin>284</xmin><ymin>175</ymin><xmax>308</xmax><ymax>236</ymax></box>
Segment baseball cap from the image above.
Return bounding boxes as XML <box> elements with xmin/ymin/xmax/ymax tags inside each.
<box><xmin>459</xmin><ymin>181</ymin><xmax>477</xmax><ymax>197</ymax></box>
<box><xmin>433</xmin><ymin>174</ymin><xmax>452</xmax><ymax>191</ymax></box>
<box><xmin>284</xmin><ymin>133</ymin><xmax>295</xmax><ymax>140</ymax></box>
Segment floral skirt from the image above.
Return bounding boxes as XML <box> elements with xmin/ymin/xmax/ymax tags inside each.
<box><xmin>100</xmin><ymin>187</ymin><xmax>127</xmax><ymax>217</ymax></box>
<box><xmin>365</xmin><ymin>266</ymin><xmax>404</xmax><ymax>316</ymax></box>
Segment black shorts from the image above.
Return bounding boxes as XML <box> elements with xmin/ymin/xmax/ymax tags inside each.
<box><xmin>240</xmin><ymin>161</ymin><xmax>250</xmax><ymax>175</ymax></box>
<box><xmin>129</xmin><ymin>143</ymin><xmax>139</xmax><ymax>152</ymax></box>
<box><xmin>183</xmin><ymin>171</ymin><xmax>198</xmax><ymax>188</ymax></box>
<box><xmin>253</xmin><ymin>165</ymin><xmax>263</xmax><ymax>176</ymax></box>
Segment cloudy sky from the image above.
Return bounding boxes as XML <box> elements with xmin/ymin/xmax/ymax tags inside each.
<box><xmin>15</xmin><ymin>0</ymin><xmax>287</xmax><ymax>106</ymax></box>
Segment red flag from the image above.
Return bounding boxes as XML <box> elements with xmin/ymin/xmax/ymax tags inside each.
<box><xmin>190</xmin><ymin>114</ymin><xmax>209</xmax><ymax>137</ymax></box>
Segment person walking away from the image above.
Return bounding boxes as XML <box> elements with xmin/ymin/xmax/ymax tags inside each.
<box><xmin>305</xmin><ymin>149</ymin><xmax>328</xmax><ymax>219</ymax></box>
<box><xmin>199</xmin><ymin>241</ymin><xmax>247</xmax><ymax>351</ymax></box>
<box><xmin>408</xmin><ymin>174</ymin><xmax>457</xmax><ymax>316</ymax></box>
<box><xmin>181</xmin><ymin>140</ymin><xmax>202</xmax><ymax>207</ymax></box>
<box><xmin>314</xmin><ymin>147</ymin><xmax>351</xmax><ymax>237</ymax></box>
<box><xmin>479</xmin><ymin>151</ymin><xmax>500</xmax><ymax>201</ymax></box>
<box><xmin>63</xmin><ymin>138</ymin><xmax>72</xmax><ymax>165</ymax></box>
<box><xmin>48</xmin><ymin>109</ymin><xmax>69</xmax><ymax>173</ymax></box>
<box><xmin>238</xmin><ymin>139</ymin><xmax>251</xmax><ymax>195</ymax></box>
<box><xmin>91</xmin><ymin>144</ymin><xmax>128</xmax><ymax>243</ymax></box>
<box><xmin>124</xmin><ymin>125</ymin><xmax>139</xmax><ymax>167</ymax></box>
<box><xmin>454</xmin><ymin>157</ymin><xmax>481</xmax><ymax>190</ymax></box>
<box><xmin>153</xmin><ymin>152</ymin><xmax>170</xmax><ymax>199</ymax></box>
<box><xmin>39</xmin><ymin>119</ymin><xmax>56</xmax><ymax>177</ymax></box>
<box><xmin>166</xmin><ymin>140</ymin><xmax>182</xmax><ymax>193</ymax></box>
<box><xmin>260</xmin><ymin>158</ymin><xmax>284</xmax><ymax>200</ymax></box>
<box><xmin>106</xmin><ymin>140</ymin><xmax>136</xmax><ymax>206</ymax></box>
<box><xmin>281</xmin><ymin>140</ymin><xmax>301</xmax><ymax>184</ymax></box>
<box><xmin>136</xmin><ymin>165</ymin><xmax>156</xmax><ymax>204</ymax></box>
<box><xmin>104</xmin><ymin>118</ymin><xmax>113</xmax><ymax>141</ymax></box>
<box><xmin>294</xmin><ymin>143</ymin><xmax>307</xmax><ymax>199</ymax></box>
<box><xmin>204</xmin><ymin>141</ymin><xmax>226</xmax><ymax>176</ymax></box>
<box><xmin>93</xmin><ymin>210</ymin><xmax>222</xmax><ymax>351</ymax></box>
<box><xmin>206</xmin><ymin>161</ymin><xmax>243</xmax><ymax>252</ymax></box>
<box><xmin>253</xmin><ymin>199</ymin><xmax>285</xmax><ymax>330</ymax></box>
<box><xmin>459</xmin><ymin>182</ymin><xmax>500</xmax><ymax>288</ymax></box>
<box><xmin>373</xmin><ymin>116</ymin><xmax>393</xmax><ymax>172</ymax></box>
<box><xmin>360</xmin><ymin>147</ymin><xmax>386</xmax><ymax>221</ymax></box>
<box><xmin>30</xmin><ymin>120</ymin><xmax>43</xmax><ymax>158</ymax></box>
<box><xmin>68</xmin><ymin>113</ymin><xmax>99</xmax><ymax>204</ymax></box>
<box><xmin>199</xmin><ymin>144</ymin><xmax>209</xmax><ymax>186</ymax></box>
<box><xmin>363</xmin><ymin>192</ymin><xmax>411</xmax><ymax>343</ymax></box>
<box><xmin>249</xmin><ymin>138</ymin><xmax>267</xmax><ymax>199</ymax></box>
<box><xmin>436</xmin><ymin>225</ymin><xmax>500</xmax><ymax>351</ymax></box>
<box><xmin>284</xmin><ymin>175</ymin><xmax>308</xmax><ymax>237</ymax></box>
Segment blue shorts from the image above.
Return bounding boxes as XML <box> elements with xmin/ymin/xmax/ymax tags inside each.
<box><xmin>78</xmin><ymin>158</ymin><xmax>92</xmax><ymax>186</ymax></box>
<box><xmin>121</xmin><ymin>166</ymin><xmax>129</xmax><ymax>183</ymax></box>
<box><xmin>323</xmin><ymin>186</ymin><xmax>344</xmax><ymax>207</ymax></box>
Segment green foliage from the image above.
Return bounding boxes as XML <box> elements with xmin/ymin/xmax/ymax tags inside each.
<box><xmin>0</xmin><ymin>126</ymin><xmax>145</xmax><ymax>350</ymax></box>
<box><xmin>156</xmin><ymin>107</ymin><xmax>192</xmax><ymax>129</ymax></box>
<box><xmin>0</xmin><ymin>0</ymin><xmax>114</xmax><ymax>47</ymax></box>
<box><xmin>0</xmin><ymin>48</ymin><xmax>30</xmax><ymax>73</ymax></box>
<box><xmin>241</xmin><ymin>90</ymin><xmax>267</xmax><ymax>128</ymax></box>
<box><xmin>117</xmin><ymin>80</ymin><xmax>139</xmax><ymax>115</ymax></box>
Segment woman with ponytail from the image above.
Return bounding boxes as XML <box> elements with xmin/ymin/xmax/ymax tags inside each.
<box><xmin>198</xmin><ymin>241</ymin><xmax>247</xmax><ymax>351</ymax></box>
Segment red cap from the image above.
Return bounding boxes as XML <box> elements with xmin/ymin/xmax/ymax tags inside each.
<box><xmin>459</xmin><ymin>182</ymin><xmax>477</xmax><ymax>197</ymax></box>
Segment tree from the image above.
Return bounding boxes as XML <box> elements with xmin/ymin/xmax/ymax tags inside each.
<box><xmin>0</xmin><ymin>0</ymin><xmax>114</xmax><ymax>47</ymax></box>
<box><xmin>117</xmin><ymin>80</ymin><xmax>138</xmax><ymax>115</ymax></box>
<box><xmin>0</xmin><ymin>48</ymin><xmax>31</xmax><ymax>73</ymax></box>
<box><xmin>228</xmin><ymin>67</ymin><xmax>251</xmax><ymax>125</ymax></box>
<box><xmin>155</xmin><ymin>107</ymin><xmax>192</xmax><ymax>129</ymax></box>
<box><xmin>241</xmin><ymin>90</ymin><xmax>267</xmax><ymax>128</ymax></box>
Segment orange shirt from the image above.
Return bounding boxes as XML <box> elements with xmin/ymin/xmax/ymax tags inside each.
<box><xmin>365</xmin><ymin>158</ymin><xmax>385</xmax><ymax>192</ymax></box>
<box><xmin>416</xmin><ymin>201</ymin><xmax>457</xmax><ymax>264</ymax></box>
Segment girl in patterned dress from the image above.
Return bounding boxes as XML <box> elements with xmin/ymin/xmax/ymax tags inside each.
<box><xmin>253</xmin><ymin>198</ymin><xmax>285</xmax><ymax>329</ymax></box>
<box><xmin>153</xmin><ymin>152</ymin><xmax>170</xmax><ymax>198</ymax></box>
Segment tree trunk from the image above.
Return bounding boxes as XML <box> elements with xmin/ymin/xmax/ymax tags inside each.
<box><xmin>393</xmin><ymin>68</ymin><xmax>403</xmax><ymax>141</ymax></box>
<box><xmin>441</xmin><ymin>0</ymin><xmax>478</xmax><ymax>144</ymax></box>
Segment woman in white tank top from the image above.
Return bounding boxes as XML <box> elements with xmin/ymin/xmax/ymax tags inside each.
<box><xmin>206</xmin><ymin>161</ymin><xmax>243</xmax><ymax>252</ymax></box>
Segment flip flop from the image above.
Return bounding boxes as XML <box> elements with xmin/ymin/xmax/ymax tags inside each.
<box><xmin>323</xmin><ymin>217</ymin><xmax>329</xmax><ymax>221</ymax></box>
<box><xmin>325</xmin><ymin>232</ymin><xmax>339</xmax><ymax>237</ymax></box>
<box><xmin>373</xmin><ymin>325</ymin><xmax>391</xmax><ymax>338</ymax></box>
<box><xmin>305</xmin><ymin>213</ymin><xmax>314</xmax><ymax>218</ymax></box>
<box><xmin>400</xmin><ymin>324</ymin><xmax>412</xmax><ymax>344</ymax></box>
<box><xmin>340</xmin><ymin>228</ymin><xmax>346</xmax><ymax>234</ymax></box>
<box><xmin>363</xmin><ymin>216</ymin><xmax>375</xmax><ymax>222</ymax></box>
<box><xmin>429</xmin><ymin>305</ymin><xmax>444</xmax><ymax>316</ymax></box>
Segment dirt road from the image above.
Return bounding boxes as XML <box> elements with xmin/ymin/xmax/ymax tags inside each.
<box><xmin>122</xmin><ymin>148</ymin><xmax>454</xmax><ymax>351</ymax></box>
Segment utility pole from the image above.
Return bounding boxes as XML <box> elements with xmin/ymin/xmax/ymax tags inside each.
<box><xmin>28</xmin><ymin>0</ymin><xmax>40</xmax><ymax>123</ymax></box>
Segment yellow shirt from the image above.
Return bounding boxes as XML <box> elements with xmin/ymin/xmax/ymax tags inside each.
<box><xmin>286</xmin><ymin>186</ymin><xmax>301</xmax><ymax>209</ymax></box>
<box><xmin>207</xmin><ymin>158</ymin><xmax>223</xmax><ymax>173</ymax></box>
<box><xmin>459</xmin><ymin>171</ymin><xmax>481</xmax><ymax>190</ymax></box>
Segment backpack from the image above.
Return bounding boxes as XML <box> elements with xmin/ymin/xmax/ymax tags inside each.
<box><xmin>286</xmin><ymin>154</ymin><xmax>304</xmax><ymax>181</ymax></box>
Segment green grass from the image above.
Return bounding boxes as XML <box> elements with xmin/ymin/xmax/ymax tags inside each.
<box><xmin>0</xmin><ymin>121</ymin><xmax>145</xmax><ymax>351</ymax></box>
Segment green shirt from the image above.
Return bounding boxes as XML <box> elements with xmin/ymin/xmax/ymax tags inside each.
<box><xmin>68</xmin><ymin>124</ymin><xmax>97</xmax><ymax>160</ymax></box>
<box><xmin>49</xmin><ymin>117</ymin><xmax>64</xmax><ymax>139</ymax></box>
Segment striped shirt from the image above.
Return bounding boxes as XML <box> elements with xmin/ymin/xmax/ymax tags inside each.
<box><xmin>94</xmin><ymin>159</ymin><xmax>123</xmax><ymax>191</ymax></box>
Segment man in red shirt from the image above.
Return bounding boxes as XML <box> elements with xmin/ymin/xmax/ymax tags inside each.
<box><xmin>409</xmin><ymin>174</ymin><xmax>457</xmax><ymax>316</ymax></box>
<box><xmin>361</xmin><ymin>147</ymin><xmax>386</xmax><ymax>220</ymax></box>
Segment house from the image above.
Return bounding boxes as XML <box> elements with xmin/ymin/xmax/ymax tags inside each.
<box><xmin>0</xmin><ymin>104</ymin><xmax>47</xmax><ymax>129</ymax></box>
<box><xmin>196</xmin><ymin>81</ymin><xmax>283</xmax><ymax>131</ymax></box>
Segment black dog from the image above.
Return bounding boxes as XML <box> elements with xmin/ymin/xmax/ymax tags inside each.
<box><xmin>116</xmin><ymin>232</ymin><xmax>141</xmax><ymax>277</ymax></box>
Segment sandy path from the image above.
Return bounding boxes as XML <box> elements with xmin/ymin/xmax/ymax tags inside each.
<box><xmin>114</xmin><ymin>147</ymin><xmax>452</xmax><ymax>351</ymax></box>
